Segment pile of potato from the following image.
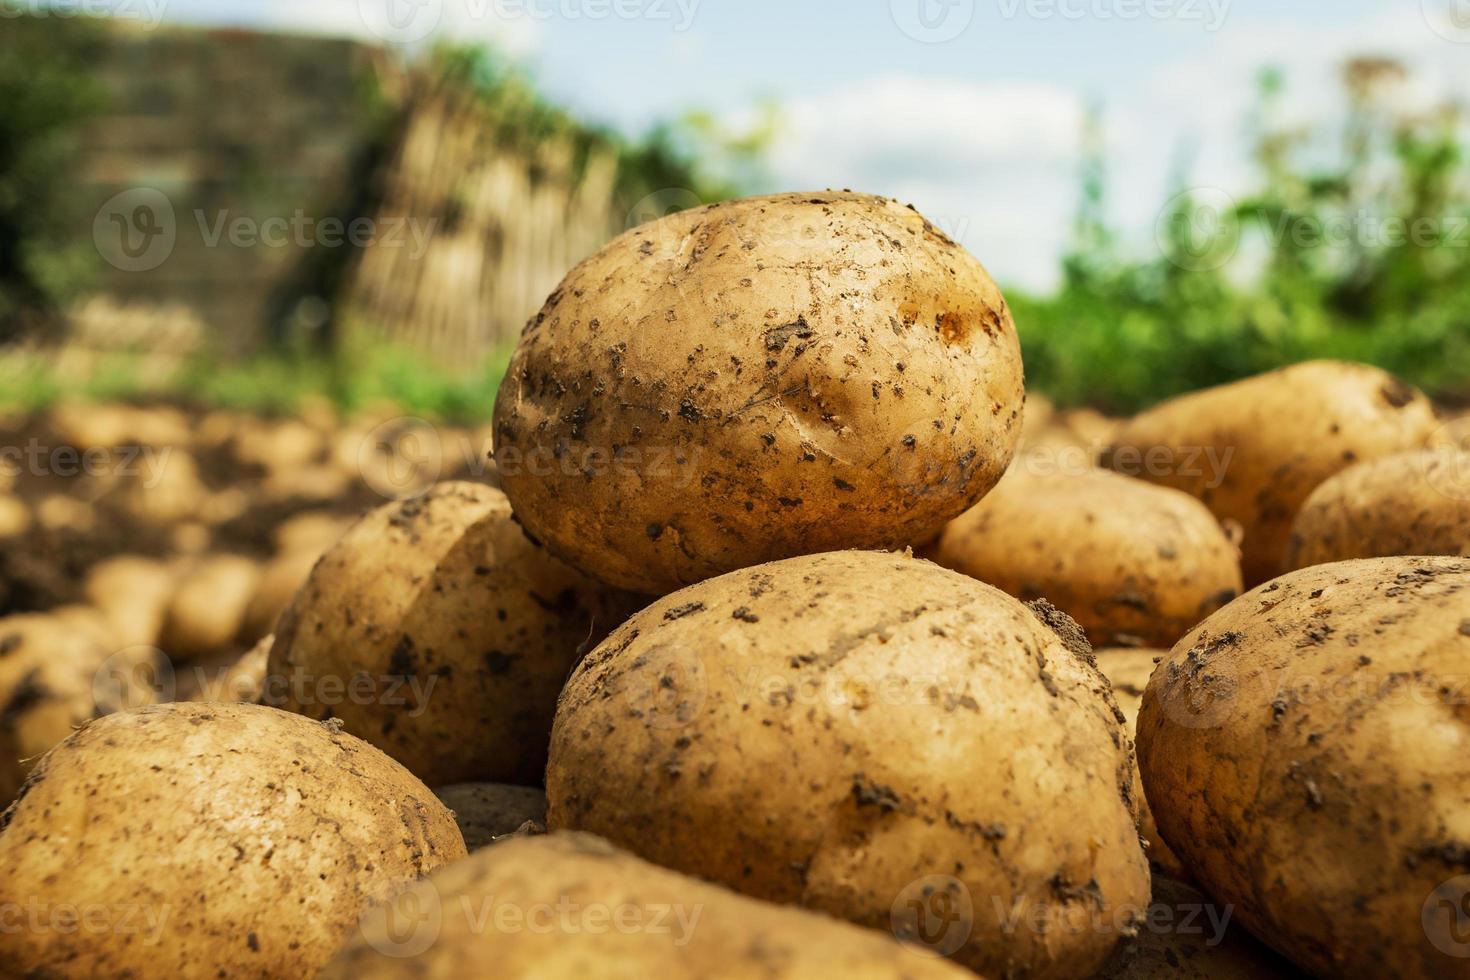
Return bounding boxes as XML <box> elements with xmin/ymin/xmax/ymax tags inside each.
<box><xmin>3</xmin><ymin>191</ymin><xmax>1469</xmax><ymax>979</ymax></box>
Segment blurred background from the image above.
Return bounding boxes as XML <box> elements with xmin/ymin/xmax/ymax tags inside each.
<box><xmin>2</xmin><ymin>0</ymin><xmax>1468</xmax><ymax>414</ymax></box>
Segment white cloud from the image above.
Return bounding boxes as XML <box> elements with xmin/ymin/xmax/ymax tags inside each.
<box><xmin>749</xmin><ymin>75</ymin><xmax>1087</xmax><ymax>291</ymax></box>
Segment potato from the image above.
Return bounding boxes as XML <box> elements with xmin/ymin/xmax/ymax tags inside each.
<box><xmin>0</xmin><ymin>614</ymin><xmax>154</xmax><ymax>805</ymax></box>
<box><xmin>1138</xmin><ymin>557</ymin><xmax>1470</xmax><ymax>978</ymax></box>
<box><xmin>268</xmin><ymin>481</ymin><xmax>640</xmax><ymax>787</ymax></box>
<box><xmin>1093</xmin><ymin>649</ymin><xmax>1187</xmax><ymax>881</ymax></box>
<box><xmin>190</xmin><ymin>634</ymin><xmax>272</xmax><ymax>703</ymax></box>
<box><xmin>272</xmin><ymin>509</ymin><xmax>352</xmax><ymax>555</ymax></box>
<box><xmin>1286</xmin><ymin>448</ymin><xmax>1470</xmax><ymax>569</ymax></box>
<box><xmin>935</xmin><ymin>466</ymin><xmax>1242</xmax><ymax>648</ymax></box>
<box><xmin>434</xmin><ymin>783</ymin><xmax>548</xmax><ymax>850</ymax></box>
<box><xmin>0</xmin><ymin>493</ymin><xmax>29</xmax><ymax>538</ymax></box>
<box><xmin>494</xmin><ymin>191</ymin><xmax>1026</xmax><ymax>594</ymax></box>
<box><xmin>84</xmin><ymin>555</ymin><xmax>176</xmax><ymax>648</ymax></box>
<box><xmin>321</xmin><ymin>832</ymin><xmax>972</xmax><ymax>979</ymax></box>
<box><xmin>160</xmin><ymin>554</ymin><xmax>260</xmax><ymax>660</ymax></box>
<box><xmin>1095</xmin><ymin>876</ymin><xmax>1301</xmax><ymax>978</ymax></box>
<box><xmin>1105</xmin><ymin>361</ymin><xmax>1437</xmax><ymax>585</ymax></box>
<box><xmin>547</xmin><ymin>550</ymin><xmax>1149</xmax><ymax>979</ymax></box>
<box><xmin>0</xmin><ymin>702</ymin><xmax>465</xmax><ymax>979</ymax></box>
<box><xmin>241</xmin><ymin>547</ymin><xmax>321</xmax><ymax>642</ymax></box>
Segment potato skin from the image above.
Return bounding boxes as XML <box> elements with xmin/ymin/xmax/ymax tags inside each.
<box><xmin>321</xmin><ymin>832</ymin><xmax>974</xmax><ymax>979</ymax></box>
<box><xmin>547</xmin><ymin>550</ymin><xmax>1149</xmax><ymax>979</ymax></box>
<box><xmin>1094</xmin><ymin>876</ymin><xmax>1302</xmax><ymax>979</ymax></box>
<box><xmin>267</xmin><ymin>481</ymin><xmax>640</xmax><ymax>787</ymax></box>
<box><xmin>1138</xmin><ymin>557</ymin><xmax>1470</xmax><ymax>978</ymax></box>
<box><xmin>494</xmin><ymin>191</ymin><xmax>1026</xmax><ymax>594</ymax></box>
<box><xmin>1105</xmin><ymin>361</ymin><xmax>1437</xmax><ymax>586</ymax></box>
<box><xmin>935</xmin><ymin>467</ymin><xmax>1242</xmax><ymax>648</ymax></box>
<box><xmin>0</xmin><ymin>702</ymin><xmax>465</xmax><ymax>980</ymax></box>
<box><xmin>434</xmin><ymin>782</ymin><xmax>547</xmax><ymax>851</ymax></box>
<box><xmin>1093</xmin><ymin>650</ymin><xmax>1187</xmax><ymax>881</ymax></box>
<box><xmin>1286</xmin><ymin>448</ymin><xmax>1470</xmax><ymax>569</ymax></box>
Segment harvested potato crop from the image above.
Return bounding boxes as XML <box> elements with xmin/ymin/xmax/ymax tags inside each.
<box><xmin>1286</xmin><ymin>447</ymin><xmax>1470</xmax><ymax>569</ymax></box>
<box><xmin>936</xmin><ymin>466</ymin><xmax>1242</xmax><ymax>648</ymax></box>
<box><xmin>160</xmin><ymin>553</ymin><xmax>260</xmax><ymax>660</ymax></box>
<box><xmin>0</xmin><ymin>614</ymin><xmax>153</xmax><ymax>805</ymax></box>
<box><xmin>1138</xmin><ymin>557</ymin><xmax>1470</xmax><ymax>978</ymax></box>
<box><xmin>1093</xmin><ymin>649</ymin><xmax>1187</xmax><ymax>881</ymax></box>
<box><xmin>269</xmin><ymin>481</ymin><xmax>640</xmax><ymax>787</ymax></box>
<box><xmin>0</xmin><ymin>702</ymin><xmax>465</xmax><ymax>979</ymax></box>
<box><xmin>1095</xmin><ymin>876</ymin><xmax>1301</xmax><ymax>979</ymax></box>
<box><xmin>434</xmin><ymin>783</ymin><xmax>548</xmax><ymax>850</ymax></box>
<box><xmin>321</xmin><ymin>832</ymin><xmax>973</xmax><ymax>979</ymax></box>
<box><xmin>1105</xmin><ymin>361</ymin><xmax>1437</xmax><ymax>585</ymax></box>
<box><xmin>547</xmin><ymin>550</ymin><xmax>1149</xmax><ymax>979</ymax></box>
<box><xmin>494</xmin><ymin>191</ymin><xmax>1026</xmax><ymax>594</ymax></box>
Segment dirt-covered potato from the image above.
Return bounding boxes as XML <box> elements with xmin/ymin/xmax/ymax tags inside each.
<box><xmin>190</xmin><ymin>634</ymin><xmax>272</xmax><ymax>703</ymax></box>
<box><xmin>434</xmin><ymin>783</ymin><xmax>548</xmax><ymax>850</ymax></box>
<box><xmin>1286</xmin><ymin>447</ymin><xmax>1470</xmax><ymax>569</ymax></box>
<box><xmin>1105</xmin><ymin>361</ymin><xmax>1438</xmax><ymax>585</ymax></box>
<box><xmin>84</xmin><ymin>555</ymin><xmax>176</xmax><ymax>648</ymax></box>
<box><xmin>1095</xmin><ymin>876</ymin><xmax>1302</xmax><ymax>978</ymax></box>
<box><xmin>547</xmin><ymin>550</ymin><xmax>1149</xmax><ymax>979</ymax></box>
<box><xmin>0</xmin><ymin>614</ymin><xmax>151</xmax><ymax>805</ymax></box>
<box><xmin>1138</xmin><ymin>557</ymin><xmax>1470</xmax><ymax>978</ymax></box>
<box><xmin>1094</xmin><ymin>650</ymin><xmax>1187</xmax><ymax>881</ymax></box>
<box><xmin>935</xmin><ymin>466</ymin><xmax>1242</xmax><ymax>648</ymax></box>
<box><xmin>269</xmin><ymin>481</ymin><xmax>640</xmax><ymax>787</ymax></box>
<box><xmin>1428</xmin><ymin>415</ymin><xmax>1470</xmax><ymax>453</ymax></box>
<box><xmin>494</xmin><ymin>191</ymin><xmax>1026</xmax><ymax>594</ymax></box>
<box><xmin>160</xmin><ymin>553</ymin><xmax>260</xmax><ymax>660</ymax></box>
<box><xmin>321</xmin><ymin>832</ymin><xmax>972</xmax><ymax>979</ymax></box>
<box><xmin>0</xmin><ymin>702</ymin><xmax>465</xmax><ymax>979</ymax></box>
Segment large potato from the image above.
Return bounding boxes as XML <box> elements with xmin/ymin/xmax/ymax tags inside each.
<box><xmin>935</xmin><ymin>466</ymin><xmax>1242</xmax><ymax>648</ymax></box>
<box><xmin>494</xmin><ymin>191</ymin><xmax>1026</xmax><ymax>594</ymax></box>
<box><xmin>1286</xmin><ymin>447</ymin><xmax>1470</xmax><ymax>569</ymax></box>
<box><xmin>0</xmin><ymin>702</ymin><xmax>464</xmax><ymax>979</ymax></box>
<box><xmin>1093</xmin><ymin>649</ymin><xmax>1187</xmax><ymax>881</ymax></box>
<box><xmin>322</xmin><ymin>832</ymin><xmax>972</xmax><ymax>979</ymax></box>
<box><xmin>160</xmin><ymin>553</ymin><xmax>260</xmax><ymax>660</ymax></box>
<box><xmin>1095</xmin><ymin>876</ymin><xmax>1302</xmax><ymax>978</ymax></box>
<box><xmin>1105</xmin><ymin>361</ymin><xmax>1437</xmax><ymax>585</ymax></box>
<box><xmin>268</xmin><ymin>481</ymin><xmax>640</xmax><ymax>787</ymax></box>
<box><xmin>547</xmin><ymin>550</ymin><xmax>1150</xmax><ymax>979</ymax></box>
<box><xmin>1138</xmin><ymin>557</ymin><xmax>1470</xmax><ymax>978</ymax></box>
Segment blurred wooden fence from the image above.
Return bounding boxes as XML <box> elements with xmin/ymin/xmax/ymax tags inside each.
<box><xmin>341</xmin><ymin>82</ymin><xmax>625</xmax><ymax>366</ymax></box>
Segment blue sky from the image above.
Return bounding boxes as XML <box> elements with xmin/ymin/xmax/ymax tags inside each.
<box><xmin>68</xmin><ymin>0</ymin><xmax>1470</xmax><ymax>289</ymax></box>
